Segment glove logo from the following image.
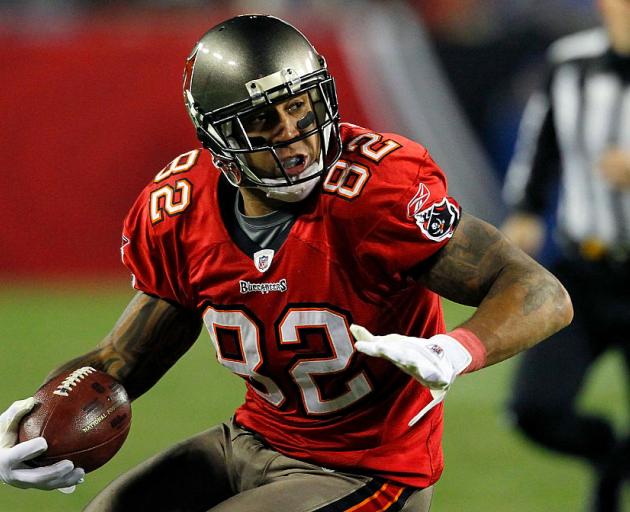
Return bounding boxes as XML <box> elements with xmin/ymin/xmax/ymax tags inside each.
<box><xmin>414</xmin><ymin>197</ymin><xmax>460</xmax><ymax>242</ymax></box>
<box><xmin>426</xmin><ymin>344</ymin><xmax>444</xmax><ymax>358</ymax></box>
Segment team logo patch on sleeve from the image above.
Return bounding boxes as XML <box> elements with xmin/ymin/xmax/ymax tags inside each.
<box><xmin>414</xmin><ymin>197</ymin><xmax>460</xmax><ymax>242</ymax></box>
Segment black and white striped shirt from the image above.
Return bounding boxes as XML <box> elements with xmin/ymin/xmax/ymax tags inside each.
<box><xmin>504</xmin><ymin>28</ymin><xmax>630</xmax><ymax>248</ymax></box>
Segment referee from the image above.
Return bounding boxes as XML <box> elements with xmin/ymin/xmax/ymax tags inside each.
<box><xmin>502</xmin><ymin>1</ymin><xmax>630</xmax><ymax>510</ymax></box>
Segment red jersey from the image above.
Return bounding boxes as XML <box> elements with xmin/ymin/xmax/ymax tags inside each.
<box><xmin>121</xmin><ymin>123</ymin><xmax>461</xmax><ymax>487</ymax></box>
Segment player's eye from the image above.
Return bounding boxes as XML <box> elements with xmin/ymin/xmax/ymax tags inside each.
<box><xmin>287</xmin><ymin>100</ymin><xmax>305</xmax><ymax>114</ymax></box>
<box><xmin>243</xmin><ymin>110</ymin><xmax>272</xmax><ymax>131</ymax></box>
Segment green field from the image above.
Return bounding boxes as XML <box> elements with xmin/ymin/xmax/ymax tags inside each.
<box><xmin>0</xmin><ymin>281</ymin><xmax>626</xmax><ymax>511</ymax></box>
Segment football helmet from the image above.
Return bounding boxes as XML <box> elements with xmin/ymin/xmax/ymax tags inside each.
<box><xmin>183</xmin><ymin>15</ymin><xmax>342</xmax><ymax>200</ymax></box>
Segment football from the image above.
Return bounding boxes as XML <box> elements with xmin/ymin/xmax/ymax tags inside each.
<box><xmin>18</xmin><ymin>366</ymin><xmax>132</xmax><ymax>473</ymax></box>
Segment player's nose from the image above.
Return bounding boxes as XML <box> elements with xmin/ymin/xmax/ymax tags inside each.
<box><xmin>270</xmin><ymin>110</ymin><xmax>299</xmax><ymax>143</ymax></box>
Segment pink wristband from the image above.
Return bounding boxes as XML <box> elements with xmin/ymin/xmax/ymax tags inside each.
<box><xmin>447</xmin><ymin>327</ymin><xmax>487</xmax><ymax>373</ymax></box>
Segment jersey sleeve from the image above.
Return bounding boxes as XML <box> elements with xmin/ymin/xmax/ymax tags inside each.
<box><xmin>355</xmin><ymin>146</ymin><xmax>460</xmax><ymax>285</ymax></box>
<box><xmin>120</xmin><ymin>181</ymin><xmax>195</xmax><ymax>309</ymax></box>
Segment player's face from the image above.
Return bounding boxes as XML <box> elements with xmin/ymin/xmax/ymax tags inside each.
<box><xmin>241</xmin><ymin>93</ymin><xmax>321</xmax><ymax>179</ymax></box>
<box><xmin>599</xmin><ymin>0</ymin><xmax>630</xmax><ymax>54</ymax></box>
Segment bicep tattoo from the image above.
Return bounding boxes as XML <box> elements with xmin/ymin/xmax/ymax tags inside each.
<box><xmin>418</xmin><ymin>212</ymin><xmax>542</xmax><ymax>307</ymax></box>
<box><xmin>418</xmin><ymin>214</ymin><xmax>572</xmax><ymax>363</ymax></box>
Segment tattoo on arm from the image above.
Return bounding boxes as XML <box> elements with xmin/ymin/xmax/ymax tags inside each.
<box><xmin>419</xmin><ymin>213</ymin><xmax>549</xmax><ymax>308</ymax></box>
<box><xmin>417</xmin><ymin>213</ymin><xmax>505</xmax><ymax>305</ymax></box>
<box><xmin>46</xmin><ymin>292</ymin><xmax>203</xmax><ymax>400</ymax></box>
<box><xmin>417</xmin><ymin>212</ymin><xmax>572</xmax><ymax>364</ymax></box>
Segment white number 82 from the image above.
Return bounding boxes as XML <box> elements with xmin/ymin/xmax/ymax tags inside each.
<box><xmin>203</xmin><ymin>306</ymin><xmax>373</xmax><ymax>415</ymax></box>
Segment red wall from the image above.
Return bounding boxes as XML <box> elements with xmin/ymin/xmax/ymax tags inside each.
<box><xmin>1</xmin><ymin>11</ymin><xmax>369</xmax><ymax>278</ymax></box>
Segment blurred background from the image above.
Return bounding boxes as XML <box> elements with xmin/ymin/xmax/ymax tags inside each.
<box><xmin>0</xmin><ymin>0</ymin><xmax>626</xmax><ymax>510</ymax></box>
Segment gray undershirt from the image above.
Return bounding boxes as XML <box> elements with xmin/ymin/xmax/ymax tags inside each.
<box><xmin>234</xmin><ymin>193</ymin><xmax>295</xmax><ymax>249</ymax></box>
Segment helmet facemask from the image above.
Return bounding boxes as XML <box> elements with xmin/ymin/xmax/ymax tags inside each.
<box><xmin>185</xmin><ymin>57</ymin><xmax>342</xmax><ymax>200</ymax></box>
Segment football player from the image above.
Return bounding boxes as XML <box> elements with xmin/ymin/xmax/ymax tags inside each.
<box><xmin>0</xmin><ymin>15</ymin><xmax>573</xmax><ymax>511</ymax></box>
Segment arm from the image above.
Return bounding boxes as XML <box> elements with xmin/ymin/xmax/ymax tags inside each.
<box><xmin>351</xmin><ymin>212</ymin><xmax>572</xmax><ymax>425</ymax></box>
<box><xmin>0</xmin><ymin>291</ymin><xmax>201</xmax><ymax>491</ymax></box>
<box><xmin>45</xmin><ymin>291</ymin><xmax>203</xmax><ymax>400</ymax></box>
<box><xmin>417</xmin><ymin>212</ymin><xmax>572</xmax><ymax>367</ymax></box>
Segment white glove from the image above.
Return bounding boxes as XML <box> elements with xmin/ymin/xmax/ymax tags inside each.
<box><xmin>0</xmin><ymin>397</ymin><xmax>85</xmax><ymax>492</ymax></box>
<box><xmin>350</xmin><ymin>325</ymin><xmax>472</xmax><ymax>426</ymax></box>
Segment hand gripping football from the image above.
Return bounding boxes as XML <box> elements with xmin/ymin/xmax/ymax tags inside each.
<box><xmin>18</xmin><ymin>367</ymin><xmax>132</xmax><ymax>473</ymax></box>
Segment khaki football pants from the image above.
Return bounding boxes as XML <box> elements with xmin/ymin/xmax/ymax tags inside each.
<box><xmin>84</xmin><ymin>419</ymin><xmax>434</xmax><ymax>512</ymax></box>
